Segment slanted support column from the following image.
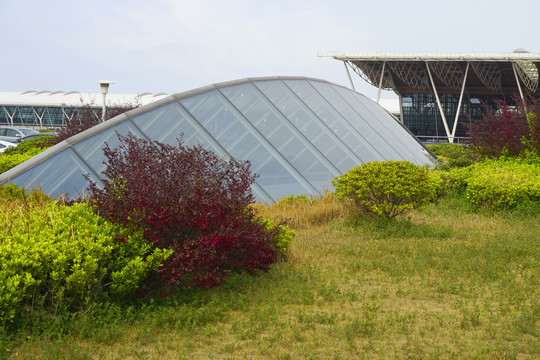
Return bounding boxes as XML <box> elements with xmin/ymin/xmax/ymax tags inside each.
<box><xmin>376</xmin><ymin>61</ymin><xmax>386</xmax><ymax>103</ymax></box>
<box><xmin>425</xmin><ymin>62</ymin><xmax>452</xmax><ymax>142</ymax></box>
<box><xmin>512</xmin><ymin>63</ymin><xmax>525</xmax><ymax>101</ymax></box>
<box><xmin>451</xmin><ymin>62</ymin><xmax>470</xmax><ymax>143</ymax></box>
<box><xmin>398</xmin><ymin>93</ymin><xmax>404</xmax><ymax>124</ymax></box>
<box><xmin>344</xmin><ymin>61</ymin><xmax>356</xmax><ymax>91</ymax></box>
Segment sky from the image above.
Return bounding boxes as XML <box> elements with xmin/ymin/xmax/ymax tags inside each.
<box><xmin>2</xmin><ymin>0</ymin><xmax>539</xmax><ymax>100</ymax></box>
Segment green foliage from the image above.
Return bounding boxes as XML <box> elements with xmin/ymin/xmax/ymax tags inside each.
<box><xmin>521</xmin><ymin>111</ymin><xmax>539</xmax><ymax>152</ymax></box>
<box><xmin>275</xmin><ymin>194</ymin><xmax>316</xmax><ymax>206</ymax></box>
<box><xmin>0</xmin><ymin>148</ymin><xmax>43</xmax><ymax>174</ymax></box>
<box><xmin>259</xmin><ymin>218</ymin><xmax>295</xmax><ymax>260</ymax></box>
<box><xmin>333</xmin><ymin>161</ymin><xmax>439</xmax><ymax>218</ymax></box>
<box><xmin>3</xmin><ymin>136</ymin><xmax>55</xmax><ymax>156</ymax></box>
<box><xmin>466</xmin><ymin>161</ymin><xmax>540</xmax><ymax>210</ymax></box>
<box><xmin>446</xmin><ymin>158</ymin><xmax>540</xmax><ymax>210</ymax></box>
<box><xmin>0</xmin><ymin>202</ymin><xmax>172</xmax><ymax>326</ymax></box>
<box><xmin>0</xmin><ymin>184</ymin><xmax>52</xmax><ymax>206</ymax></box>
<box><xmin>425</xmin><ymin>143</ymin><xmax>475</xmax><ymax>170</ymax></box>
<box><xmin>0</xmin><ymin>136</ymin><xmax>54</xmax><ymax>174</ymax></box>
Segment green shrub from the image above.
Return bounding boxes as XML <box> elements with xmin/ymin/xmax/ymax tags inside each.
<box><xmin>445</xmin><ymin>159</ymin><xmax>540</xmax><ymax>210</ymax></box>
<box><xmin>0</xmin><ymin>148</ymin><xmax>43</xmax><ymax>174</ymax></box>
<box><xmin>2</xmin><ymin>136</ymin><xmax>54</xmax><ymax>156</ymax></box>
<box><xmin>465</xmin><ymin>161</ymin><xmax>540</xmax><ymax>209</ymax></box>
<box><xmin>332</xmin><ymin>161</ymin><xmax>439</xmax><ymax>218</ymax></box>
<box><xmin>447</xmin><ymin>166</ymin><xmax>476</xmax><ymax>192</ymax></box>
<box><xmin>0</xmin><ymin>137</ymin><xmax>54</xmax><ymax>174</ymax></box>
<box><xmin>425</xmin><ymin>143</ymin><xmax>475</xmax><ymax>170</ymax></box>
<box><xmin>0</xmin><ymin>202</ymin><xmax>172</xmax><ymax>325</ymax></box>
<box><xmin>0</xmin><ymin>184</ymin><xmax>52</xmax><ymax>205</ymax></box>
<box><xmin>258</xmin><ymin>218</ymin><xmax>295</xmax><ymax>260</ymax></box>
<box><xmin>274</xmin><ymin>194</ymin><xmax>316</xmax><ymax>206</ymax></box>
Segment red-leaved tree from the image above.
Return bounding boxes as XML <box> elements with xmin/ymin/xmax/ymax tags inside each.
<box><xmin>55</xmin><ymin>100</ymin><xmax>140</xmax><ymax>144</ymax></box>
<box><xmin>86</xmin><ymin>133</ymin><xmax>278</xmax><ymax>288</ymax></box>
<box><xmin>466</xmin><ymin>95</ymin><xmax>540</xmax><ymax>157</ymax></box>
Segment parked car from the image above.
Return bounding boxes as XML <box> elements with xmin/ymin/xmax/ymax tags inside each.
<box><xmin>20</xmin><ymin>132</ymin><xmax>58</xmax><ymax>141</ymax></box>
<box><xmin>0</xmin><ymin>139</ymin><xmax>16</xmax><ymax>154</ymax></box>
<box><xmin>0</xmin><ymin>127</ymin><xmax>40</xmax><ymax>143</ymax></box>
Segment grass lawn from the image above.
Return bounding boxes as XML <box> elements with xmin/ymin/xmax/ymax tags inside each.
<box><xmin>3</xmin><ymin>192</ymin><xmax>539</xmax><ymax>359</ymax></box>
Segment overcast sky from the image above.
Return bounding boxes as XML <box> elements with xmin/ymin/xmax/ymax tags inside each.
<box><xmin>2</xmin><ymin>0</ymin><xmax>538</xmax><ymax>100</ymax></box>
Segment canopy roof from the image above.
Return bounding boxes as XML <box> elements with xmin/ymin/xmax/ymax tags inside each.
<box><xmin>319</xmin><ymin>51</ymin><xmax>540</xmax><ymax>95</ymax></box>
<box><xmin>0</xmin><ymin>76</ymin><xmax>437</xmax><ymax>202</ymax></box>
<box><xmin>0</xmin><ymin>91</ymin><xmax>168</xmax><ymax>107</ymax></box>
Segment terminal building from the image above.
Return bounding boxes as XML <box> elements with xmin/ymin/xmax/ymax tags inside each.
<box><xmin>319</xmin><ymin>50</ymin><xmax>540</xmax><ymax>142</ymax></box>
<box><xmin>0</xmin><ymin>91</ymin><xmax>169</xmax><ymax>128</ymax></box>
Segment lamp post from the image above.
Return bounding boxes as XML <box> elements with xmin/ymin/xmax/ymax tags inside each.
<box><xmin>98</xmin><ymin>80</ymin><xmax>114</xmax><ymax>122</ymax></box>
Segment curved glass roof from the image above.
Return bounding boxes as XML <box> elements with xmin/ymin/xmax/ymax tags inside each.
<box><xmin>0</xmin><ymin>76</ymin><xmax>437</xmax><ymax>202</ymax></box>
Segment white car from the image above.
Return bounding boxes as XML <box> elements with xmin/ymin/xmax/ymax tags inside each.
<box><xmin>0</xmin><ymin>139</ymin><xmax>16</xmax><ymax>154</ymax></box>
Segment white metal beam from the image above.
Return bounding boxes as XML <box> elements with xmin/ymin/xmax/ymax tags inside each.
<box><xmin>344</xmin><ymin>61</ymin><xmax>356</xmax><ymax>91</ymax></box>
<box><xmin>376</xmin><ymin>61</ymin><xmax>386</xmax><ymax>103</ymax></box>
<box><xmin>425</xmin><ymin>62</ymin><xmax>452</xmax><ymax>141</ymax></box>
<box><xmin>512</xmin><ymin>63</ymin><xmax>525</xmax><ymax>100</ymax></box>
<box><xmin>450</xmin><ymin>62</ymin><xmax>470</xmax><ymax>143</ymax></box>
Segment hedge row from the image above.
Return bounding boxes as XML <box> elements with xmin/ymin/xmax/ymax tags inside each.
<box><xmin>447</xmin><ymin>158</ymin><xmax>540</xmax><ymax>209</ymax></box>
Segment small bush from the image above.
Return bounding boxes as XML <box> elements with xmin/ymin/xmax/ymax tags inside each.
<box><xmin>332</xmin><ymin>161</ymin><xmax>439</xmax><ymax>218</ymax></box>
<box><xmin>0</xmin><ymin>201</ymin><xmax>171</xmax><ymax>326</ymax></box>
<box><xmin>0</xmin><ymin>148</ymin><xmax>44</xmax><ymax>174</ymax></box>
<box><xmin>87</xmin><ymin>133</ymin><xmax>281</xmax><ymax>288</ymax></box>
<box><xmin>425</xmin><ymin>143</ymin><xmax>475</xmax><ymax>170</ymax></box>
<box><xmin>0</xmin><ymin>137</ymin><xmax>55</xmax><ymax>175</ymax></box>
<box><xmin>2</xmin><ymin>136</ymin><xmax>55</xmax><ymax>156</ymax></box>
<box><xmin>258</xmin><ymin>218</ymin><xmax>295</xmax><ymax>261</ymax></box>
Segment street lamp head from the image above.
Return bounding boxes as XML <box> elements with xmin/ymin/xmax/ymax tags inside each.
<box><xmin>98</xmin><ymin>80</ymin><xmax>114</xmax><ymax>94</ymax></box>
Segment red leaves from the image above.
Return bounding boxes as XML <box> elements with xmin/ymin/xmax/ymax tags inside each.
<box><xmin>86</xmin><ymin>133</ymin><xmax>277</xmax><ymax>288</ymax></box>
<box><xmin>466</xmin><ymin>95</ymin><xmax>540</xmax><ymax>157</ymax></box>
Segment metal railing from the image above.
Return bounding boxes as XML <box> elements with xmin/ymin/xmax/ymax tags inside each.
<box><xmin>416</xmin><ymin>135</ymin><xmax>470</xmax><ymax>144</ymax></box>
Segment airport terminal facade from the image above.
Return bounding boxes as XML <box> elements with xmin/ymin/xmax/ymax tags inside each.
<box><xmin>319</xmin><ymin>50</ymin><xmax>540</xmax><ymax>142</ymax></box>
<box><xmin>0</xmin><ymin>91</ymin><xmax>168</xmax><ymax>128</ymax></box>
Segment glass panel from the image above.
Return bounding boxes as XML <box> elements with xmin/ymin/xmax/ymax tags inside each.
<box><xmin>10</xmin><ymin>147</ymin><xmax>100</xmax><ymax>198</ymax></box>
<box><xmin>352</xmin><ymin>92</ymin><xmax>431</xmax><ymax>162</ymax></box>
<box><xmin>72</xmin><ymin>121</ymin><xmax>145</xmax><ymax>176</ymax></box>
<box><xmin>130</xmin><ymin>102</ymin><xmax>186</xmax><ymax>145</ymax></box>
<box><xmin>181</xmin><ymin>91</ymin><xmax>252</xmax><ymax>156</ymax></box>
<box><xmin>308</xmin><ymin>81</ymin><xmax>397</xmax><ymax>161</ymax></box>
<box><xmin>286</xmin><ymin>80</ymin><xmax>381</xmax><ymax>163</ymax></box>
<box><xmin>255</xmin><ymin>157</ymin><xmax>311</xmax><ymax>200</ymax></box>
<box><xmin>220</xmin><ymin>83</ymin><xmax>340</xmax><ymax>184</ymax></box>
<box><xmin>182</xmin><ymin>89</ymin><xmax>315</xmax><ymax>198</ymax></box>
<box><xmin>340</xmin><ymin>89</ymin><xmax>427</xmax><ymax>164</ymax></box>
<box><xmin>254</xmin><ymin>80</ymin><xmax>358</xmax><ymax>172</ymax></box>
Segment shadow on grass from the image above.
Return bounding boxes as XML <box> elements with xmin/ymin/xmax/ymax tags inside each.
<box><xmin>334</xmin><ymin>215</ymin><xmax>454</xmax><ymax>240</ymax></box>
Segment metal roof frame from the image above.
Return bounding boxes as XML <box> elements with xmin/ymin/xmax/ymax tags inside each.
<box><xmin>319</xmin><ymin>51</ymin><xmax>540</xmax><ymax>142</ymax></box>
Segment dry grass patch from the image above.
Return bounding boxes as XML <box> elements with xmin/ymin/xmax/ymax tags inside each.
<box><xmin>252</xmin><ymin>191</ymin><xmax>353</xmax><ymax>229</ymax></box>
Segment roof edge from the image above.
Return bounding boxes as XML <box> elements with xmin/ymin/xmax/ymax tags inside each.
<box><xmin>318</xmin><ymin>51</ymin><xmax>540</xmax><ymax>61</ymax></box>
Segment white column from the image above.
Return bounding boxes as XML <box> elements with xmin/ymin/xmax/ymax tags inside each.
<box><xmin>450</xmin><ymin>62</ymin><xmax>470</xmax><ymax>143</ymax></box>
<box><xmin>344</xmin><ymin>61</ymin><xmax>356</xmax><ymax>91</ymax></box>
<box><xmin>398</xmin><ymin>94</ymin><xmax>404</xmax><ymax>124</ymax></box>
<box><xmin>376</xmin><ymin>61</ymin><xmax>386</xmax><ymax>103</ymax></box>
<box><xmin>425</xmin><ymin>62</ymin><xmax>452</xmax><ymax>141</ymax></box>
<box><xmin>512</xmin><ymin>63</ymin><xmax>525</xmax><ymax>101</ymax></box>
